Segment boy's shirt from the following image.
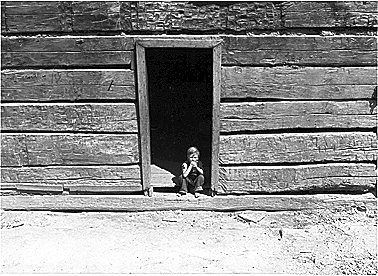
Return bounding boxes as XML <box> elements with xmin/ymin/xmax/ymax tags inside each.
<box><xmin>183</xmin><ymin>160</ymin><xmax>204</xmax><ymax>180</ymax></box>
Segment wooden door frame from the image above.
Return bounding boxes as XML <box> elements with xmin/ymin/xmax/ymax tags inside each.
<box><xmin>136</xmin><ymin>38</ymin><xmax>222</xmax><ymax>196</ymax></box>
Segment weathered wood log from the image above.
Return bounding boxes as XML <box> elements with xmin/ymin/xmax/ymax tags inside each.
<box><xmin>1</xmin><ymin>165</ymin><xmax>141</xmax><ymax>183</ymax></box>
<box><xmin>283</xmin><ymin>1</ymin><xmax>378</xmax><ymax>28</ymax></box>
<box><xmin>227</xmin><ymin>2</ymin><xmax>281</xmax><ymax>31</ymax></box>
<box><xmin>221</xmin><ymin>66</ymin><xmax>377</xmax><ymax>100</ymax></box>
<box><xmin>1</xmin><ymin>36</ymin><xmax>134</xmax><ymax>68</ymax></box>
<box><xmin>1</xmin><ymin>193</ymin><xmax>376</xmax><ymax>212</ymax></box>
<box><xmin>218</xmin><ymin>163</ymin><xmax>377</xmax><ymax>194</ymax></box>
<box><xmin>219</xmin><ymin>132</ymin><xmax>377</xmax><ymax>164</ymax></box>
<box><xmin>1</xmin><ymin>103</ymin><xmax>138</xmax><ymax>132</ymax></box>
<box><xmin>72</xmin><ymin>1</ymin><xmax>132</xmax><ymax>31</ymax></box>
<box><xmin>1</xmin><ymin>70</ymin><xmax>135</xmax><ymax>101</ymax></box>
<box><xmin>131</xmin><ymin>1</ymin><xmax>228</xmax><ymax>31</ymax></box>
<box><xmin>2</xmin><ymin>1</ymin><xmax>377</xmax><ymax>34</ymax></box>
<box><xmin>222</xmin><ymin>36</ymin><xmax>377</xmax><ymax>66</ymax></box>
<box><xmin>220</xmin><ymin>101</ymin><xmax>377</xmax><ymax>132</ymax></box>
<box><xmin>2</xmin><ymin>1</ymin><xmax>73</xmax><ymax>33</ymax></box>
<box><xmin>7</xmin><ymin>183</ymin><xmax>64</xmax><ymax>193</ymax></box>
<box><xmin>1</xmin><ymin>165</ymin><xmax>142</xmax><ymax>193</ymax></box>
<box><xmin>1</xmin><ymin>134</ymin><xmax>139</xmax><ymax>166</ymax></box>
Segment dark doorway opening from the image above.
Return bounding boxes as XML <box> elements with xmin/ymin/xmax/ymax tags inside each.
<box><xmin>146</xmin><ymin>48</ymin><xmax>213</xmax><ymax>189</ymax></box>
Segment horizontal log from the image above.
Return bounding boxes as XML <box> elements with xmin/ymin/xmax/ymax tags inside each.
<box><xmin>221</xmin><ymin>66</ymin><xmax>377</xmax><ymax>100</ymax></box>
<box><xmin>2</xmin><ymin>52</ymin><xmax>133</xmax><ymax>68</ymax></box>
<box><xmin>2</xmin><ymin>1</ymin><xmax>281</xmax><ymax>33</ymax></box>
<box><xmin>1</xmin><ymin>193</ymin><xmax>376</xmax><ymax>212</ymax></box>
<box><xmin>1</xmin><ymin>165</ymin><xmax>142</xmax><ymax>193</ymax></box>
<box><xmin>1</xmin><ymin>134</ymin><xmax>139</xmax><ymax>166</ymax></box>
<box><xmin>218</xmin><ymin>163</ymin><xmax>377</xmax><ymax>194</ymax></box>
<box><xmin>1</xmin><ymin>70</ymin><xmax>136</xmax><ymax>101</ymax></box>
<box><xmin>3</xmin><ymin>1</ymin><xmax>63</xmax><ymax>14</ymax></box>
<box><xmin>222</xmin><ymin>36</ymin><xmax>377</xmax><ymax>66</ymax></box>
<box><xmin>12</xmin><ymin>184</ymin><xmax>64</xmax><ymax>193</ymax></box>
<box><xmin>1</xmin><ymin>165</ymin><xmax>141</xmax><ymax>183</ymax></box>
<box><xmin>72</xmin><ymin>1</ymin><xmax>132</xmax><ymax>31</ymax></box>
<box><xmin>227</xmin><ymin>2</ymin><xmax>281</xmax><ymax>31</ymax></box>
<box><xmin>1</xmin><ymin>36</ymin><xmax>134</xmax><ymax>68</ymax></box>
<box><xmin>5</xmin><ymin>14</ymin><xmax>72</xmax><ymax>33</ymax></box>
<box><xmin>219</xmin><ymin>132</ymin><xmax>377</xmax><ymax>164</ymax></box>
<box><xmin>220</xmin><ymin>101</ymin><xmax>377</xmax><ymax>132</ymax></box>
<box><xmin>3</xmin><ymin>1</ymin><xmax>72</xmax><ymax>32</ymax></box>
<box><xmin>1</xmin><ymin>103</ymin><xmax>138</xmax><ymax>132</ymax></box>
<box><xmin>2</xmin><ymin>36</ymin><xmax>134</xmax><ymax>52</ymax></box>
<box><xmin>131</xmin><ymin>1</ymin><xmax>228</xmax><ymax>31</ymax></box>
<box><xmin>2</xmin><ymin>1</ymin><xmax>377</xmax><ymax>34</ymax></box>
<box><xmin>2</xmin><ymin>1</ymin><xmax>132</xmax><ymax>33</ymax></box>
<box><xmin>283</xmin><ymin>1</ymin><xmax>378</xmax><ymax>28</ymax></box>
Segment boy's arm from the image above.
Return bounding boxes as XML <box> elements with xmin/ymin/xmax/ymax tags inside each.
<box><xmin>193</xmin><ymin>161</ymin><xmax>204</xmax><ymax>175</ymax></box>
<box><xmin>182</xmin><ymin>163</ymin><xmax>192</xmax><ymax>178</ymax></box>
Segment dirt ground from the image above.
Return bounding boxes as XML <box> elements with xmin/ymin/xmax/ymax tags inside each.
<box><xmin>1</xmin><ymin>201</ymin><xmax>377</xmax><ymax>274</ymax></box>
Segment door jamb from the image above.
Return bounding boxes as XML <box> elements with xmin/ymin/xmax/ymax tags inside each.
<box><xmin>136</xmin><ymin>38</ymin><xmax>222</xmax><ymax>196</ymax></box>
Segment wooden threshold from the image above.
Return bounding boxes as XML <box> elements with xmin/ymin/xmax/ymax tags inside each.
<box><xmin>1</xmin><ymin>193</ymin><xmax>376</xmax><ymax>212</ymax></box>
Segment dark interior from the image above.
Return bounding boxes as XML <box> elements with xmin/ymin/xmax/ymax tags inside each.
<box><xmin>146</xmin><ymin>48</ymin><xmax>213</xmax><ymax>187</ymax></box>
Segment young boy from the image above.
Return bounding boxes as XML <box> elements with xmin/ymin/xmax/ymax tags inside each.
<box><xmin>178</xmin><ymin>146</ymin><xmax>204</xmax><ymax>198</ymax></box>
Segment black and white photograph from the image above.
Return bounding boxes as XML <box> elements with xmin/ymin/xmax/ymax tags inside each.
<box><xmin>0</xmin><ymin>0</ymin><xmax>377</xmax><ymax>274</ymax></box>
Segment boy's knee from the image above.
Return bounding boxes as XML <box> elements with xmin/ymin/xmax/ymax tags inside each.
<box><xmin>198</xmin><ymin>175</ymin><xmax>205</xmax><ymax>181</ymax></box>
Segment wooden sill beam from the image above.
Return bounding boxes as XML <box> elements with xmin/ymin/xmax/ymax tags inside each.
<box><xmin>1</xmin><ymin>193</ymin><xmax>376</xmax><ymax>212</ymax></box>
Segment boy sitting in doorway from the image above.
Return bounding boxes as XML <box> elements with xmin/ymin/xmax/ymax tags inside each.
<box><xmin>178</xmin><ymin>146</ymin><xmax>204</xmax><ymax>198</ymax></box>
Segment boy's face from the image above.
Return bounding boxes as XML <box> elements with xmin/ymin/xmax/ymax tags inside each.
<box><xmin>188</xmin><ymin>153</ymin><xmax>199</xmax><ymax>163</ymax></box>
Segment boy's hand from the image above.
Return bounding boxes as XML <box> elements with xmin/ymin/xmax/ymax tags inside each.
<box><xmin>190</xmin><ymin>161</ymin><xmax>197</xmax><ymax>167</ymax></box>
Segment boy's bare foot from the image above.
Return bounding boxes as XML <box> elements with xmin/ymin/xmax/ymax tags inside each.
<box><xmin>194</xmin><ymin>192</ymin><xmax>200</xmax><ymax>198</ymax></box>
<box><xmin>178</xmin><ymin>190</ymin><xmax>186</xmax><ymax>197</ymax></box>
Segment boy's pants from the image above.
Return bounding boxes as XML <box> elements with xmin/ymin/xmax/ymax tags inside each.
<box><xmin>179</xmin><ymin>174</ymin><xmax>204</xmax><ymax>193</ymax></box>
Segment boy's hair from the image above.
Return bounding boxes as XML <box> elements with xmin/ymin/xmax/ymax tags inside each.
<box><xmin>187</xmin><ymin>146</ymin><xmax>200</xmax><ymax>157</ymax></box>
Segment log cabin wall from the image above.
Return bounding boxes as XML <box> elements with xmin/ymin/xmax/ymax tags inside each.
<box><xmin>1</xmin><ymin>1</ymin><xmax>377</xmax><ymax>195</ymax></box>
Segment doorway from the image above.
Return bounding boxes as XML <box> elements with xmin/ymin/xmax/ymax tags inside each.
<box><xmin>146</xmin><ymin>48</ymin><xmax>213</xmax><ymax>188</ymax></box>
<box><xmin>136</xmin><ymin>39</ymin><xmax>221</xmax><ymax>195</ymax></box>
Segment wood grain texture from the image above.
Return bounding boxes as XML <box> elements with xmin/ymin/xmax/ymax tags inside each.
<box><xmin>1</xmin><ymin>134</ymin><xmax>139</xmax><ymax>166</ymax></box>
<box><xmin>218</xmin><ymin>163</ymin><xmax>376</xmax><ymax>194</ymax></box>
<box><xmin>221</xmin><ymin>66</ymin><xmax>377</xmax><ymax>100</ymax></box>
<box><xmin>137</xmin><ymin>38</ymin><xmax>222</xmax><ymax>48</ymax></box>
<box><xmin>1</xmin><ymin>165</ymin><xmax>142</xmax><ymax>193</ymax></box>
<box><xmin>1</xmin><ymin>165</ymin><xmax>141</xmax><ymax>184</ymax></box>
<box><xmin>1</xmin><ymin>70</ymin><xmax>135</xmax><ymax>101</ymax></box>
<box><xmin>211</xmin><ymin>44</ymin><xmax>222</xmax><ymax>192</ymax></box>
<box><xmin>1</xmin><ymin>165</ymin><xmax>142</xmax><ymax>192</ymax></box>
<box><xmin>2</xmin><ymin>183</ymin><xmax>64</xmax><ymax>192</ymax></box>
<box><xmin>220</xmin><ymin>101</ymin><xmax>377</xmax><ymax>132</ymax></box>
<box><xmin>136</xmin><ymin>43</ymin><xmax>151</xmax><ymax>191</ymax></box>
<box><xmin>222</xmin><ymin>36</ymin><xmax>377</xmax><ymax>66</ymax></box>
<box><xmin>72</xmin><ymin>1</ymin><xmax>132</xmax><ymax>31</ymax></box>
<box><xmin>131</xmin><ymin>1</ymin><xmax>228</xmax><ymax>31</ymax></box>
<box><xmin>1</xmin><ymin>193</ymin><xmax>376</xmax><ymax>212</ymax></box>
<box><xmin>3</xmin><ymin>1</ymin><xmax>73</xmax><ymax>32</ymax></box>
<box><xmin>219</xmin><ymin>132</ymin><xmax>377</xmax><ymax>164</ymax></box>
<box><xmin>1</xmin><ymin>103</ymin><xmax>138</xmax><ymax>132</ymax></box>
<box><xmin>1</xmin><ymin>36</ymin><xmax>134</xmax><ymax>68</ymax></box>
<box><xmin>227</xmin><ymin>2</ymin><xmax>281</xmax><ymax>31</ymax></box>
<box><xmin>283</xmin><ymin>1</ymin><xmax>378</xmax><ymax>28</ymax></box>
<box><xmin>2</xmin><ymin>1</ymin><xmax>377</xmax><ymax>34</ymax></box>
<box><xmin>1</xmin><ymin>2</ymin><xmax>8</xmax><ymax>33</ymax></box>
